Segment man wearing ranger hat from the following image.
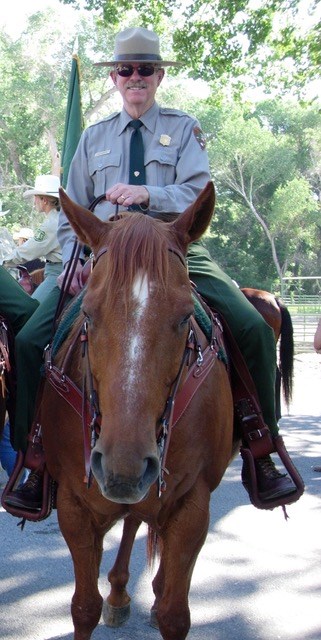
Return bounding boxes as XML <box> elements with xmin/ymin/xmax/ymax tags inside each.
<box><xmin>3</xmin><ymin>28</ymin><xmax>300</xmax><ymax>511</ymax></box>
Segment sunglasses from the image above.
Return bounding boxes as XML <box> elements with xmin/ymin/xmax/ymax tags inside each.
<box><xmin>116</xmin><ymin>64</ymin><xmax>159</xmax><ymax>77</ymax></box>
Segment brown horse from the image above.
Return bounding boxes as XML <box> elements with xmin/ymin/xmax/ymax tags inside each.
<box><xmin>41</xmin><ymin>182</ymin><xmax>238</xmax><ymax>640</ymax></box>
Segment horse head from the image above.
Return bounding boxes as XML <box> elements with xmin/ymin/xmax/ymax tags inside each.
<box><xmin>59</xmin><ymin>182</ymin><xmax>215</xmax><ymax>504</ymax></box>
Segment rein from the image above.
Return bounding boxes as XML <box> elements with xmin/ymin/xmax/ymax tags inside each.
<box><xmin>156</xmin><ymin>313</ymin><xmax>222</xmax><ymax>495</ymax></box>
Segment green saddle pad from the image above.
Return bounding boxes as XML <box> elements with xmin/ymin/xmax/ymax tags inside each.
<box><xmin>51</xmin><ymin>288</ymin><xmax>226</xmax><ymax>362</ymax></box>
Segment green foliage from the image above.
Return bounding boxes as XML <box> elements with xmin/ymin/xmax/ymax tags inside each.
<box><xmin>59</xmin><ymin>0</ymin><xmax>320</xmax><ymax>95</ymax></box>
<box><xmin>0</xmin><ymin>4</ymin><xmax>320</xmax><ymax>293</ymax></box>
<box><xmin>206</xmin><ymin>99</ymin><xmax>321</xmax><ymax>289</ymax></box>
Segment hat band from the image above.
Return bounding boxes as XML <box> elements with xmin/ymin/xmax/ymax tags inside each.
<box><xmin>114</xmin><ymin>53</ymin><xmax>163</xmax><ymax>62</ymax></box>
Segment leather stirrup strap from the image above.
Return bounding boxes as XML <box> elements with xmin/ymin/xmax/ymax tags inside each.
<box><xmin>218</xmin><ymin>314</ymin><xmax>275</xmax><ymax>458</ymax></box>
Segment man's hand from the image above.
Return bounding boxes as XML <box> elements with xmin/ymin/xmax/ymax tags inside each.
<box><xmin>106</xmin><ymin>183</ymin><xmax>149</xmax><ymax>208</ymax></box>
<box><xmin>57</xmin><ymin>260</ymin><xmax>83</xmax><ymax>296</ymax></box>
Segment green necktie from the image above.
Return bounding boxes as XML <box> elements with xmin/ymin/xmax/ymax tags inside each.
<box><xmin>129</xmin><ymin>119</ymin><xmax>146</xmax><ymax>186</ymax></box>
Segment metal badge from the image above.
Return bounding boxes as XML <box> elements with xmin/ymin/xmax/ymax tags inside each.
<box><xmin>159</xmin><ymin>134</ymin><xmax>171</xmax><ymax>146</ymax></box>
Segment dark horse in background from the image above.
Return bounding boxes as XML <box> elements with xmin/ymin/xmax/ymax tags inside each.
<box><xmin>35</xmin><ymin>182</ymin><xmax>296</xmax><ymax>640</ymax></box>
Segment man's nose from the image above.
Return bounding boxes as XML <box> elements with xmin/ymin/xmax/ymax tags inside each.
<box><xmin>131</xmin><ymin>68</ymin><xmax>143</xmax><ymax>79</ymax></box>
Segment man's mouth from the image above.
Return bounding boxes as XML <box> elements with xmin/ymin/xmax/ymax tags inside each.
<box><xmin>126</xmin><ymin>82</ymin><xmax>147</xmax><ymax>90</ymax></box>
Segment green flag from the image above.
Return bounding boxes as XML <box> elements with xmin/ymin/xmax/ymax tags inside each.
<box><xmin>61</xmin><ymin>54</ymin><xmax>84</xmax><ymax>188</ymax></box>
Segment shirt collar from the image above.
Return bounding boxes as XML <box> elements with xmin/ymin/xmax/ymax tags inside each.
<box><xmin>118</xmin><ymin>102</ymin><xmax>160</xmax><ymax>134</ymax></box>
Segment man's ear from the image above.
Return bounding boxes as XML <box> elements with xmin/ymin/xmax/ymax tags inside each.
<box><xmin>157</xmin><ymin>68</ymin><xmax>165</xmax><ymax>86</ymax></box>
<box><xmin>110</xmin><ymin>70</ymin><xmax>117</xmax><ymax>86</ymax></box>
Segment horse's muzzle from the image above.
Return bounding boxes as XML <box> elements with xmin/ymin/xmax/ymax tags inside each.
<box><xmin>90</xmin><ymin>449</ymin><xmax>160</xmax><ymax>504</ymax></box>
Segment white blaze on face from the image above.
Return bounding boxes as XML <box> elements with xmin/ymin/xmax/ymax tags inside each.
<box><xmin>125</xmin><ymin>271</ymin><xmax>150</xmax><ymax>399</ymax></box>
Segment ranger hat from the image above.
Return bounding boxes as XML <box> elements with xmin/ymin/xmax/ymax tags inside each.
<box><xmin>23</xmin><ymin>174</ymin><xmax>60</xmax><ymax>198</ymax></box>
<box><xmin>13</xmin><ymin>227</ymin><xmax>34</xmax><ymax>240</ymax></box>
<box><xmin>95</xmin><ymin>27</ymin><xmax>180</xmax><ymax>67</ymax></box>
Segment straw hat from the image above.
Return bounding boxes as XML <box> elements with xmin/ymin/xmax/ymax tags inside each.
<box><xmin>95</xmin><ymin>27</ymin><xmax>180</xmax><ymax>67</ymax></box>
<box><xmin>13</xmin><ymin>227</ymin><xmax>34</xmax><ymax>240</ymax></box>
<box><xmin>23</xmin><ymin>174</ymin><xmax>60</xmax><ymax>198</ymax></box>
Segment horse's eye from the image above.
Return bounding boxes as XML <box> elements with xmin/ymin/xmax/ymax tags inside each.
<box><xmin>179</xmin><ymin>313</ymin><xmax>192</xmax><ymax>327</ymax></box>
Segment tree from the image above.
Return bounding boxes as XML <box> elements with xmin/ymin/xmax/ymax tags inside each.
<box><xmin>0</xmin><ymin>8</ymin><xmax>120</xmax><ymax>227</ymax></box>
<box><xmin>59</xmin><ymin>0</ymin><xmax>321</xmax><ymax>96</ymax></box>
<box><xmin>206</xmin><ymin>100</ymin><xmax>321</xmax><ymax>290</ymax></box>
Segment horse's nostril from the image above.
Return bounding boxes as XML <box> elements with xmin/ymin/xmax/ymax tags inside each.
<box><xmin>144</xmin><ymin>456</ymin><xmax>159</xmax><ymax>485</ymax></box>
<box><xmin>90</xmin><ymin>448</ymin><xmax>160</xmax><ymax>503</ymax></box>
<box><xmin>91</xmin><ymin>450</ymin><xmax>103</xmax><ymax>478</ymax></box>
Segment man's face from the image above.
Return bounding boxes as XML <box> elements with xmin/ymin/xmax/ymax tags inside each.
<box><xmin>110</xmin><ymin>63</ymin><xmax>164</xmax><ymax>114</ymax></box>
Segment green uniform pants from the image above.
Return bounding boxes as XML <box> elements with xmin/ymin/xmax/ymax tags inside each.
<box><xmin>187</xmin><ymin>242</ymin><xmax>278</xmax><ymax>433</ymax></box>
<box><xmin>0</xmin><ymin>241</ymin><xmax>278</xmax><ymax>453</ymax></box>
<box><xmin>0</xmin><ymin>266</ymin><xmax>61</xmax><ymax>451</ymax></box>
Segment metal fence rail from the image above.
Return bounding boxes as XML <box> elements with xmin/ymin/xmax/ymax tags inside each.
<box><xmin>282</xmin><ymin>296</ymin><xmax>321</xmax><ymax>353</ymax></box>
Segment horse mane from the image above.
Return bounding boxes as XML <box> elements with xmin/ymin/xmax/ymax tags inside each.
<box><xmin>101</xmin><ymin>213</ymin><xmax>172</xmax><ymax>307</ymax></box>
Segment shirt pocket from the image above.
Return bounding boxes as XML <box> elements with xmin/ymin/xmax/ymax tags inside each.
<box><xmin>144</xmin><ymin>148</ymin><xmax>178</xmax><ymax>186</ymax></box>
<box><xmin>88</xmin><ymin>153</ymin><xmax>121</xmax><ymax>193</ymax></box>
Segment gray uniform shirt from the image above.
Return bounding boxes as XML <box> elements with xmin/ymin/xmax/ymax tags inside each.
<box><xmin>58</xmin><ymin>101</ymin><xmax>211</xmax><ymax>265</ymax></box>
<box><xmin>3</xmin><ymin>209</ymin><xmax>62</xmax><ymax>266</ymax></box>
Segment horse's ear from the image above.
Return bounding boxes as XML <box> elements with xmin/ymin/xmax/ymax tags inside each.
<box><xmin>59</xmin><ymin>188</ymin><xmax>108</xmax><ymax>249</ymax></box>
<box><xmin>171</xmin><ymin>181</ymin><xmax>215</xmax><ymax>251</ymax></box>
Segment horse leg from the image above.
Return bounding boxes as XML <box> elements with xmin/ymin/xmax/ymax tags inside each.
<box><xmin>103</xmin><ymin>514</ymin><xmax>142</xmax><ymax>627</ymax></box>
<box><xmin>152</xmin><ymin>482</ymin><xmax>210</xmax><ymax>640</ymax></box>
<box><xmin>57</xmin><ymin>490</ymin><xmax>104</xmax><ymax>640</ymax></box>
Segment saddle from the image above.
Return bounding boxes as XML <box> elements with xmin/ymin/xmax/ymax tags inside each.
<box><xmin>1</xmin><ymin>255</ymin><xmax>304</xmax><ymax>523</ymax></box>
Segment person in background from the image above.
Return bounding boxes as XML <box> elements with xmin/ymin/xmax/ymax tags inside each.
<box><xmin>0</xmin><ymin>421</ymin><xmax>17</xmax><ymax>479</ymax></box>
<box><xmin>0</xmin><ymin>420</ymin><xmax>28</xmax><ymax>485</ymax></box>
<box><xmin>13</xmin><ymin>226</ymin><xmax>34</xmax><ymax>243</ymax></box>
<box><xmin>0</xmin><ymin>176</ymin><xmax>62</xmax><ymax>499</ymax></box>
<box><xmin>12</xmin><ymin>227</ymin><xmax>44</xmax><ymax>274</ymax></box>
<box><xmin>4</xmin><ymin>27</ymin><xmax>300</xmax><ymax>511</ymax></box>
<box><xmin>2</xmin><ymin>175</ymin><xmax>63</xmax><ymax>304</ymax></box>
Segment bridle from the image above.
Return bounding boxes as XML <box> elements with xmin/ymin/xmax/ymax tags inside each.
<box><xmin>45</xmin><ymin>198</ymin><xmax>222</xmax><ymax>494</ymax></box>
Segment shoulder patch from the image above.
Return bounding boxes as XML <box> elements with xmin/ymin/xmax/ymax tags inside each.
<box><xmin>193</xmin><ymin>126</ymin><xmax>206</xmax><ymax>150</ymax></box>
<box><xmin>34</xmin><ymin>228</ymin><xmax>46</xmax><ymax>242</ymax></box>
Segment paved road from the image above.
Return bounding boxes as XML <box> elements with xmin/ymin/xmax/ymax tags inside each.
<box><xmin>0</xmin><ymin>352</ymin><xmax>320</xmax><ymax>640</ymax></box>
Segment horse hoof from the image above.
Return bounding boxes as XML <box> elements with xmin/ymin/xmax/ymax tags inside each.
<box><xmin>102</xmin><ymin>601</ymin><xmax>130</xmax><ymax>627</ymax></box>
<box><xmin>150</xmin><ymin>608</ymin><xmax>159</xmax><ymax>628</ymax></box>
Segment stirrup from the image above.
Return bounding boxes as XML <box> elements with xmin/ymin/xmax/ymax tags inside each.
<box><xmin>1</xmin><ymin>451</ymin><xmax>56</xmax><ymax>524</ymax></box>
<box><xmin>241</xmin><ymin>435</ymin><xmax>305</xmax><ymax>511</ymax></box>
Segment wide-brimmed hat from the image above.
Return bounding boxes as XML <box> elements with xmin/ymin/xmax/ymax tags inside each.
<box><xmin>13</xmin><ymin>227</ymin><xmax>34</xmax><ymax>240</ymax></box>
<box><xmin>94</xmin><ymin>27</ymin><xmax>180</xmax><ymax>68</ymax></box>
<box><xmin>23</xmin><ymin>174</ymin><xmax>60</xmax><ymax>198</ymax></box>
